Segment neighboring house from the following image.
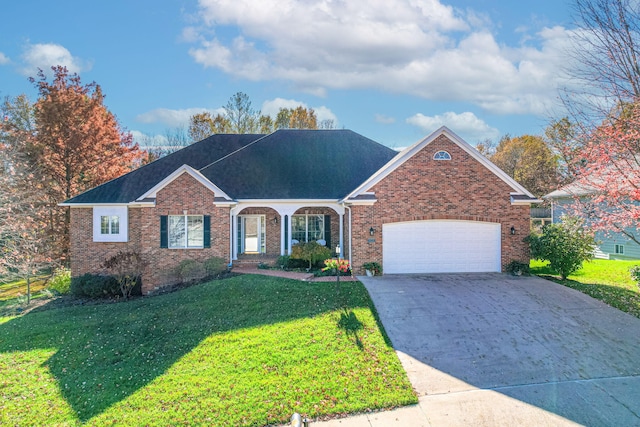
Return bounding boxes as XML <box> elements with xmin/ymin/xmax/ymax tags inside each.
<box><xmin>545</xmin><ymin>182</ymin><xmax>640</xmax><ymax>259</ymax></box>
<box><xmin>61</xmin><ymin>127</ymin><xmax>540</xmax><ymax>294</ymax></box>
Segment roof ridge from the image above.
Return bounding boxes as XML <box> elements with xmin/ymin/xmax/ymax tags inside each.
<box><xmin>198</xmin><ymin>132</ymin><xmax>272</xmax><ymax>171</ymax></box>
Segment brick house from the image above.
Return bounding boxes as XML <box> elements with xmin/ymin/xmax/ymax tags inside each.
<box><xmin>61</xmin><ymin>127</ymin><xmax>539</xmax><ymax>294</ymax></box>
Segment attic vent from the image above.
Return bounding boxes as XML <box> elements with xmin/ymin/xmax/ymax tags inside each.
<box><xmin>433</xmin><ymin>150</ymin><xmax>451</xmax><ymax>160</ymax></box>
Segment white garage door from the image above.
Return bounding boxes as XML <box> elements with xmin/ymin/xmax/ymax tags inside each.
<box><xmin>383</xmin><ymin>220</ymin><xmax>501</xmax><ymax>274</ymax></box>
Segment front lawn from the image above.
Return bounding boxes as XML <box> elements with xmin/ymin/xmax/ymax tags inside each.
<box><xmin>530</xmin><ymin>259</ymin><xmax>640</xmax><ymax>318</ymax></box>
<box><xmin>0</xmin><ymin>275</ymin><xmax>416</xmax><ymax>426</ymax></box>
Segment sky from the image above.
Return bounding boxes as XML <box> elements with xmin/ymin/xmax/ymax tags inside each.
<box><xmin>0</xmin><ymin>0</ymin><xmax>576</xmax><ymax>150</ymax></box>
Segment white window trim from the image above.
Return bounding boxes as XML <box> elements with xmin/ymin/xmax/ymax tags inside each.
<box><xmin>433</xmin><ymin>150</ymin><xmax>452</xmax><ymax>160</ymax></box>
<box><xmin>169</xmin><ymin>214</ymin><xmax>204</xmax><ymax>249</ymax></box>
<box><xmin>292</xmin><ymin>214</ymin><xmax>324</xmax><ymax>243</ymax></box>
<box><xmin>93</xmin><ymin>206</ymin><xmax>128</xmax><ymax>242</ymax></box>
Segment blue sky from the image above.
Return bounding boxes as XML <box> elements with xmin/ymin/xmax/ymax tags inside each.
<box><xmin>0</xmin><ymin>0</ymin><xmax>575</xmax><ymax>149</ymax></box>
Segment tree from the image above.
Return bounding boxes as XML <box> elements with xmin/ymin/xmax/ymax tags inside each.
<box><xmin>0</xmin><ymin>94</ymin><xmax>55</xmax><ymax>304</ymax></box>
<box><xmin>489</xmin><ymin>135</ymin><xmax>560</xmax><ymax>197</ymax></box>
<box><xmin>563</xmin><ymin>0</ymin><xmax>640</xmax><ymax>121</ymax></box>
<box><xmin>571</xmin><ymin>102</ymin><xmax>640</xmax><ymax>245</ymax></box>
<box><xmin>290</xmin><ymin>241</ymin><xmax>331</xmax><ymax>270</ymax></box>
<box><xmin>544</xmin><ymin>118</ymin><xmax>583</xmax><ymax>184</ymax></box>
<box><xmin>528</xmin><ymin>216</ymin><xmax>596</xmax><ymax>279</ymax></box>
<box><xmin>188</xmin><ymin>111</ymin><xmax>231</xmax><ymax>141</ymax></box>
<box><xmin>224</xmin><ymin>92</ymin><xmax>260</xmax><ymax>133</ymax></box>
<box><xmin>3</xmin><ymin>67</ymin><xmax>145</xmax><ymax>263</ymax></box>
<box><xmin>102</xmin><ymin>251</ymin><xmax>147</xmax><ymax>299</ymax></box>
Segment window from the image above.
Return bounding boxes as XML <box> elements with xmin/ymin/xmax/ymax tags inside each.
<box><xmin>433</xmin><ymin>150</ymin><xmax>451</xmax><ymax>160</ymax></box>
<box><xmin>615</xmin><ymin>244</ymin><xmax>625</xmax><ymax>255</ymax></box>
<box><xmin>168</xmin><ymin>215</ymin><xmax>204</xmax><ymax>248</ymax></box>
<box><xmin>292</xmin><ymin>214</ymin><xmax>324</xmax><ymax>243</ymax></box>
<box><xmin>100</xmin><ymin>215</ymin><xmax>120</xmax><ymax>234</ymax></box>
<box><xmin>93</xmin><ymin>206</ymin><xmax>128</xmax><ymax>242</ymax></box>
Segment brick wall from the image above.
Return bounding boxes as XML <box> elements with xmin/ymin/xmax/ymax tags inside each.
<box><xmin>69</xmin><ymin>172</ymin><xmax>231</xmax><ymax>294</ymax></box>
<box><xmin>349</xmin><ymin>134</ymin><xmax>530</xmax><ymax>273</ymax></box>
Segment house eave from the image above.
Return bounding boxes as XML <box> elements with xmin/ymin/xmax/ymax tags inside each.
<box><xmin>510</xmin><ymin>194</ymin><xmax>543</xmax><ymax>205</ymax></box>
<box><xmin>58</xmin><ymin>201</ymin><xmax>156</xmax><ymax>208</ymax></box>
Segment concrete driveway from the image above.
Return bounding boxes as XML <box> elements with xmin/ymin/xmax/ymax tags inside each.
<box><xmin>359</xmin><ymin>273</ymin><xmax>640</xmax><ymax>426</ymax></box>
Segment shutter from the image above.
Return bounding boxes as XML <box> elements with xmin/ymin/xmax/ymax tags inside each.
<box><xmin>160</xmin><ymin>215</ymin><xmax>168</xmax><ymax>248</ymax></box>
<box><xmin>324</xmin><ymin>215</ymin><xmax>331</xmax><ymax>250</ymax></box>
<box><xmin>284</xmin><ymin>215</ymin><xmax>289</xmax><ymax>251</ymax></box>
<box><xmin>203</xmin><ymin>215</ymin><xmax>211</xmax><ymax>248</ymax></box>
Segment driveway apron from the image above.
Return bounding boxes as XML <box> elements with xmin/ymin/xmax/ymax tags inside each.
<box><xmin>360</xmin><ymin>273</ymin><xmax>640</xmax><ymax>426</ymax></box>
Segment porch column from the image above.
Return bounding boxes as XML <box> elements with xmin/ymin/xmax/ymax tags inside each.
<box><xmin>231</xmin><ymin>213</ymin><xmax>237</xmax><ymax>260</ymax></box>
<box><xmin>287</xmin><ymin>214</ymin><xmax>293</xmax><ymax>255</ymax></box>
<box><xmin>280</xmin><ymin>213</ymin><xmax>286</xmax><ymax>256</ymax></box>
<box><xmin>338</xmin><ymin>212</ymin><xmax>344</xmax><ymax>257</ymax></box>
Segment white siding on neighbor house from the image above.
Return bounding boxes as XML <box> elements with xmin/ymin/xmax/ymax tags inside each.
<box><xmin>551</xmin><ymin>197</ymin><xmax>640</xmax><ymax>260</ymax></box>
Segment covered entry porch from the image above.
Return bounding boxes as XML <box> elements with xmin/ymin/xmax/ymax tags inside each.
<box><xmin>230</xmin><ymin>201</ymin><xmax>347</xmax><ymax>262</ymax></box>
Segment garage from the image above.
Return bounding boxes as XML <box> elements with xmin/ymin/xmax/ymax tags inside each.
<box><xmin>382</xmin><ymin>220</ymin><xmax>501</xmax><ymax>274</ymax></box>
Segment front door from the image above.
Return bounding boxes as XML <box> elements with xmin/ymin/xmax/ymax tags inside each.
<box><xmin>241</xmin><ymin>215</ymin><xmax>265</xmax><ymax>254</ymax></box>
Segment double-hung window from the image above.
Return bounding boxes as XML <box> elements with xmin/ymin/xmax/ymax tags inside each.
<box><xmin>161</xmin><ymin>215</ymin><xmax>210</xmax><ymax>249</ymax></box>
<box><xmin>93</xmin><ymin>206</ymin><xmax>128</xmax><ymax>242</ymax></box>
<box><xmin>100</xmin><ymin>215</ymin><xmax>120</xmax><ymax>235</ymax></box>
<box><xmin>292</xmin><ymin>214</ymin><xmax>324</xmax><ymax>243</ymax></box>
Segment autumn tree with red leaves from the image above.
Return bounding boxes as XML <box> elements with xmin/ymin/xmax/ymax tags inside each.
<box><xmin>1</xmin><ymin>67</ymin><xmax>144</xmax><ymax>270</ymax></box>
<box><xmin>572</xmin><ymin>102</ymin><xmax>640</xmax><ymax>245</ymax></box>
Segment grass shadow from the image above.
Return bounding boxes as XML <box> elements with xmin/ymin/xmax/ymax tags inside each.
<box><xmin>0</xmin><ymin>274</ymin><xmax>372</xmax><ymax>422</ymax></box>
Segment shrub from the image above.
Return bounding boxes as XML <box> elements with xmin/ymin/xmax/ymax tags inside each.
<box><xmin>70</xmin><ymin>274</ymin><xmax>121</xmax><ymax>298</ymax></box>
<box><xmin>48</xmin><ymin>268</ymin><xmax>71</xmax><ymax>295</ymax></box>
<box><xmin>362</xmin><ymin>262</ymin><xmax>382</xmax><ymax>275</ymax></box>
<box><xmin>630</xmin><ymin>266</ymin><xmax>640</xmax><ymax>289</ymax></box>
<box><xmin>102</xmin><ymin>251</ymin><xmax>147</xmax><ymax>299</ymax></box>
<box><xmin>527</xmin><ymin>216</ymin><xmax>596</xmax><ymax>280</ymax></box>
<box><xmin>506</xmin><ymin>260</ymin><xmax>529</xmax><ymax>276</ymax></box>
<box><xmin>176</xmin><ymin>259</ymin><xmax>206</xmax><ymax>283</ymax></box>
<box><xmin>290</xmin><ymin>241</ymin><xmax>332</xmax><ymax>270</ymax></box>
<box><xmin>277</xmin><ymin>255</ymin><xmax>291</xmax><ymax>269</ymax></box>
<box><xmin>204</xmin><ymin>257</ymin><xmax>227</xmax><ymax>277</ymax></box>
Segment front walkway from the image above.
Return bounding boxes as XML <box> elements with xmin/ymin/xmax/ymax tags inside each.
<box><xmin>231</xmin><ymin>266</ymin><xmax>358</xmax><ymax>282</ymax></box>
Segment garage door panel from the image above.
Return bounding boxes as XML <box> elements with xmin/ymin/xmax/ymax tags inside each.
<box><xmin>383</xmin><ymin>221</ymin><xmax>501</xmax><ymax>274</ymax></box>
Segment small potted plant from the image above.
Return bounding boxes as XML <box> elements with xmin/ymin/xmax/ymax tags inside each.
<box><xmin>363</xmin><ymin>262</ymin><xmax>382</xmax><ymax>277</ymax></box>
<box><xmin>506</xmin><ymin>260</ymin><xmax>529</xmax><ymax>276</ymax></box>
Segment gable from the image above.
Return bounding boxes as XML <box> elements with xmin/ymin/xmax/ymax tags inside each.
<box><xmin>345</xmin><ymin>126</ymin><xmax>539</xmax><ymax>204</ymax></box>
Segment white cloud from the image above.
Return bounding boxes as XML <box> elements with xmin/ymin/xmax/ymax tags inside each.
<box><xmin>261</xmin><ymin>98</ymin><xmax>337</xmax><ymax>124</ymax></box>
<box><xmin>135</xmin><ymin>107</ymin><xmax>225</xmax><ymax>127</ymax></box>
<box><xmin>375</xmin><ymin>114</ymin><xmax>396</xmax><ymax>124</ymax></box>
<box><xmin>0</xmin><ymin>52</ymin><xmax>9</xmax><ymax>65</ymax></box>
<box><xmin>20</xmin><ymin>43</ymin><xmax>90</xmax><ymax>76</ymax></box>
<box><xmin>131</xmin><ymin>130</ymin><xmax>168</xmax><ymax>148</ymax></box>
<box><xmin>406</xmin><ymin>111</ymin><xmax>500</xmax><ymax>141</ymax></box>
<box><xmin>187</xmin><ymin>0</ymin><xmax>572</xmax><ymax>116</ymax></box>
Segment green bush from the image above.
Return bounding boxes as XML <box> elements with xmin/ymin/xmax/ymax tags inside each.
<box><xmin>506</xmin><ymin>260</ymin><xmax>530</xmax><ymax>276</ymax></box>
<box><xmin>630</xmin><ymin>266</ymin><xmax>640</xmax><ymax>289</ymax></box>
<box><xmin>48</xmin><ymin>268</ymin><xmax>71</xmax><ymax>295</ymax></box>
<box><xmin>176</xmin><ymin>259</ymin><xmax>206</xmax><ymax>283</ymax></box>
<box><xmin>277</xmin><ymin>255</ymin><xmax>291</xmax><ymax>269</ymax></box>
<box><xmin>204</xmin><ymin>257</ymin><xmax>227</xmax><ymax>276</ymax></box>
<box><xmin>527</xmin><ymin>216</ymin><xmax>596</xmax><ymax>280</ymax></box>
<box><xmin>70</xmin><ymin>274</ymin><xmax>121</xmax><ymax>298</ymax></box>
<box><xmin>290</xmin><ymin>241</ymin><xmax>332</xmax><ymax>270</ymax></box>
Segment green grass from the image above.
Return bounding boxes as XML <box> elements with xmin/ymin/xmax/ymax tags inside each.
<box><xmin>530</xmin><ymin>259</ymin><xmax>640</xmax><ymax>318</ymax></box>
<box><xmin>0</xmin><ymin>276</ymin><xmax>49</xmax><ymax>301</ymax></box>
<box><xmin>0</xmin><ymin>275</ymin><xmax>416</xmax><ymax>426</ymax></box>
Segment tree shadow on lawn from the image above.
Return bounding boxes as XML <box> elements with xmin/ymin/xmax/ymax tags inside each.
<box><xmin>0</xmin><ymin>275</ymin><xmax>372</xmax><ymax>422</ymax></box>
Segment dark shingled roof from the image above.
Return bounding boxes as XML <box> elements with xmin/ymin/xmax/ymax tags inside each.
<box><xmin>64</xmin><ymin>129</ymin><xmax>397</xmax><ymax>204</ymax></box>
<box><xmin>64</xmin><ymin>134</ymin><xmax>262</xmax><ymax>204</ymax></box>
